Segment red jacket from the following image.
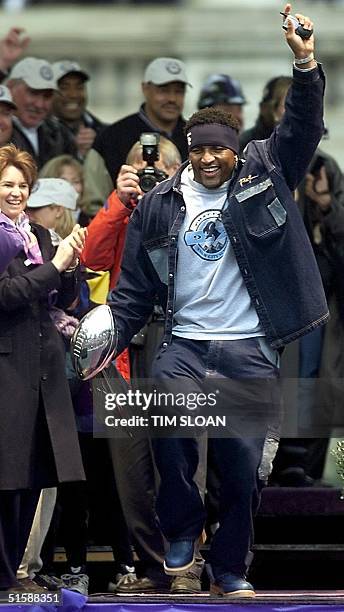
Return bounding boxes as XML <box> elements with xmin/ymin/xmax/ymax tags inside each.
<box><xmin>81</xmin><ymin>190</ymin><xmax>132</xmax><ymax>380</ymax></box>
<box><xmin>82</xmin><ymin>190</ymin><xmax>131</xmax><ymax>290</ymax></box>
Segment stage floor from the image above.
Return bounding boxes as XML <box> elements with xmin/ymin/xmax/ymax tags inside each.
<box><xmin>89</xmin><ymin>590</ymin><xmax>344</xmax><ymax>604</ymax></box>
<box><xmin>2</xmin><ymin>590</ymin><xmax>344</xmax><ymax>611</ymax></box>
<box><xmin>85</xmin><ymin>590</ymin><xmax>344</xmax><ymax>611</ymax></box>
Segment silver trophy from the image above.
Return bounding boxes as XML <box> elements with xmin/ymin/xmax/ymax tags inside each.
<box><xmin>70</xmin><ymin>304</ymin><xmax>118</xmax><ymax>380</ymax></box>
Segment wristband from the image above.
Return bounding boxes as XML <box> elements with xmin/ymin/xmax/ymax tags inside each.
<box><xmin>294</xmin><ymin>53</ymin><xmax>314</xmax><ymax>65</ymax></box>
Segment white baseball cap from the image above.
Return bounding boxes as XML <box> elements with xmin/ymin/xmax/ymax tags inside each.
<box><xmin>27</xmin><ymin>179</ymin><xmax>78</xmax><ymax>210</ymax></box>
<box><xmin>53</xmin><ymin>60</ymin><xmax>89</xmax><ymax>83</ymax></box>
<box><xmin>9</xmin><ymin>57</ymin><xmax>57</xmax><ymax>90</ymax></box>
<box><xmin>0</xmin><ymin>85</ymin><xmax>17</xmax><ymax>109</ymax></box>
<box><xmin>143</xmin><ymin>57</ymin><xmax>191</xmax><ymax>87</ymax></box>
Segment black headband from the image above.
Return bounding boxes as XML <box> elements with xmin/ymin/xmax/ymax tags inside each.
<box><xmin>187</xmin><ymin>123</ymin><xmax>239</xmax><ymax>154</ymax></box>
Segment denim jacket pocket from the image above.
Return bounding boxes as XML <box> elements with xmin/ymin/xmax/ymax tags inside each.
<box><xmin>145</xmin><ymin>239</ymin><xmax>169</xmax><ymax>285</ymax></box>
<box><xmin>235</xmin><ymin>179</ymin><xmax>287</xmax><ymax>238</ymax></box>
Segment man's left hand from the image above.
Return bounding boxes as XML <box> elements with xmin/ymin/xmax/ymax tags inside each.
<box><xmin>282</xmin><ymin>3</ymin><xmax>315</xmax><ymax>64</ymax></box>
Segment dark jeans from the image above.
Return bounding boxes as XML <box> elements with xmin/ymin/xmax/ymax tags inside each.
<box><xmin>151</xmin><ymin>335</ymin><xmax>280</xmax><ymax>578</ymax></box>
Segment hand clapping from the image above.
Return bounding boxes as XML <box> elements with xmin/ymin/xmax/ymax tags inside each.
<box><xmin>52</xmin><ymin>224</ymin><xmax>87</xmax><ymax>273</ymax></box>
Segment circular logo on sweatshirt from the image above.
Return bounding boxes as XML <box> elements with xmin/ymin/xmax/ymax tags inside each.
<box><xmin>184</xmin><ymin>210</ymin><xmax>228</xmax><ymax>261</ymax></box>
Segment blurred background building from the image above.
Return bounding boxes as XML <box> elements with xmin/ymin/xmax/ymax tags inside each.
<box><xmin>1</xmin><ymin>0</ymin><xmax>344</xmax><ymax>165</ymax></box>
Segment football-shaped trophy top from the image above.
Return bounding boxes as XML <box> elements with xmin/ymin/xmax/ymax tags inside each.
<box><xmin>70</xmin><ymin>304</ymin><xmax>118</xmax><ymax>380</ymax></box>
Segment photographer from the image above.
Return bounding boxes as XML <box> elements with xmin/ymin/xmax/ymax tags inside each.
<box><xmin>82</xmin><ymin>135</ymin><xmax>180</xmax><ymax>291</ymax></box>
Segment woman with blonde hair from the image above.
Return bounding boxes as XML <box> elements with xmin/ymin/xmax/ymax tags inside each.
<box><xmin>27</xmin><ymin>178</ymin><xmax>77</xmax><ymax>241</ymax></box>
<box><xmin>39</xmin><ymin>154</ymin><xmax>87</xmax><ymax>226</ymax></box>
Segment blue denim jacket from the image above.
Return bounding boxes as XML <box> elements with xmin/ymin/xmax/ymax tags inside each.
<box><xmin>111</xmin><ymin>65</ymin><xmax>328</xmax><ymax>353</ymax></box>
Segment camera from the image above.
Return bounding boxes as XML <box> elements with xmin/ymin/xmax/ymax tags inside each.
<box><xmin>137</xmin><ymin>133</ymin><xmax>168</xmax><ymax>193</ymax></box>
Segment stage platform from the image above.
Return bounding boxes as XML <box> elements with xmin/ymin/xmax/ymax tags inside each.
<box><xmin>2</xmin><ymin>589</ymin><xmax>344</xmax><ymax>612</ymax></box>
<box><xmin>88</xmin><ymin>590</ymin><xmax>344</xmax><ymax>609</ymax></box>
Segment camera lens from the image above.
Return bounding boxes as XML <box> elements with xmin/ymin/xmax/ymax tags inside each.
<box><xmin>139</xmin><ymin>173</ymin><xmax>157</xmax><ymax>193</ymax></box>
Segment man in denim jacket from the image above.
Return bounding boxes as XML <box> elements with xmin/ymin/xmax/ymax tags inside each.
<box><xmin>109</xmin><ymin>3</ymin><xmax>328</xmax><ymax>598</ymax></box>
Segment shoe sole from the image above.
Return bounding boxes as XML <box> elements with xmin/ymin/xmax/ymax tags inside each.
<box><xmin>163</xmin><ymin>556</ymin><xmax>195</xmax><ymax>575</ymax></box>
<box><xmin>116</xmin><ymin>589</ymin><xmax>170</xmax><ymax>596</ymax></box>
<box><xmin>210</xmin><ymin>585</ymin><xmax>256</xmax><ymax>598</ymax></box>
<box><xmin>170</xmin><ymin>589</ymin><xmax>202</xmax><ymax>595</ymax></box>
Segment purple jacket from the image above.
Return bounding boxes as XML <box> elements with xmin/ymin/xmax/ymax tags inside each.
<box><xmin>0</xmin><ymin>215</ymin><xmax>23</xmax><ymax>274</ymax></box>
